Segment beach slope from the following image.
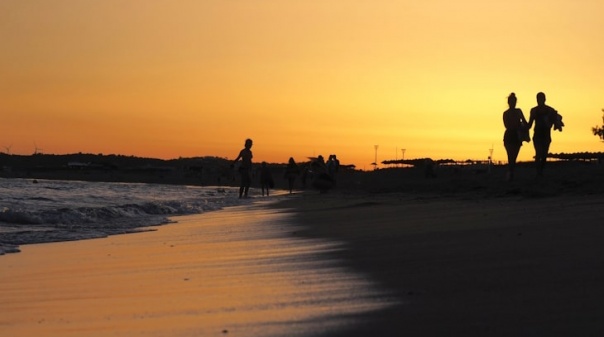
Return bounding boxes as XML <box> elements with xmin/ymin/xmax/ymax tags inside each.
<box><xmin>275</xmin><ymin>189</ymin><xmax>604</xmax><ymax>336</ymax></box>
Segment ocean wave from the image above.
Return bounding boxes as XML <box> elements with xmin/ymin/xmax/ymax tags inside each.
<box><xmin>0</xmin><ymin>198</ymin><xmax>237</xmax><ymax>226</ymax></box>
<box><xmin>0</xmin><ymin>180</ymin><xmax>248</xmax><ymax>253</ymax></box>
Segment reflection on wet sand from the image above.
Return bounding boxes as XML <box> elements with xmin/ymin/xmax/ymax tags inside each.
<box><xmin>0</xmin><ymin>202</ymin><xmax>394</xmax><ymax>337</ymax></box>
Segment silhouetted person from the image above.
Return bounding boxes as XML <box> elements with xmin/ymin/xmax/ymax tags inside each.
<box><xmin>502</xmin><ymin>92</ymin><xmax>528</xmax><ymax>181</ymax></box>
<box><xmin>301</xmin><ymin>164</ymin><xmax>309</xmax><ymax>189</ymax></box>
<box><xmin>424</xmin><ymin>158</ymin><xmax>437</xmax><ymax>178</ymax></box>
<box><xmin>232</xmin><ymin>138</ymin><xmax>253</xmax><ymax>198</ymax></box>
<box><xmin>311</xmin><ymin>155</ymin><xmax>333</xmax><ymax>193</ymax></box>
<box><xmin>527</xmin><ymin>92</ymin><xmax>559</xmax><ymax>177</ymax></box>
<box><xmin>284</xmin><ymin>157</ymin><xmax>300</xmax><ymax>194</ymax></box>
<box><xmin>259</xmin><ymin>161</ymin><xmax>273</xmax><ymax>196</ymax></box>
<box><xmin>326</xmin><ymin>154</ymin><xmax>340</xmax><ymax>184</ymax></box>
<box><xmin>311</xmin><ymin>155</ymin><xmax>327</xmax><ymax>175</ymax></box>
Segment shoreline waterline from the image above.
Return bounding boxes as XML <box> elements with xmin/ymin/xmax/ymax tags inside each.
<box><xmin>0</xmin><ymin>178</ymin><xmax>288</xmax><ymax>255</ymax></box>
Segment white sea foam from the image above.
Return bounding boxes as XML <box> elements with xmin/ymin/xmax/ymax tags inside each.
<box><xmin>0</xmin><ymin>178</ymin><xmax>271</xmax><ymax>254</ymax></box>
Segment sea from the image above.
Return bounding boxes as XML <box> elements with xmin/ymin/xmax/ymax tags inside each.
<box><xmin>0</xmin><ymin>178</ymin><xmax>271</xmax><ymax>254</ymax></box>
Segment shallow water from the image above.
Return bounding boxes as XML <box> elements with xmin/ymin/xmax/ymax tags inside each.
<box><xmin>0</xmin><ymin>202</ymin><xmax>395</xmax><ymax>336</ymax></box>
<box><xmin>0</xmin><ymin>178</ymin><xmax>282</xmax><ymax>254</ymax></box>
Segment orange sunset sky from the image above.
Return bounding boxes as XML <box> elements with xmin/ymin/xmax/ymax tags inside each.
<box><xmin>1</xmin><ymin>1</ymin><xmax>603</xmax><ymax>170</ymax></box>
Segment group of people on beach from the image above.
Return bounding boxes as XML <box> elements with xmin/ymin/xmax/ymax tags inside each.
<box><xmin>307</xmin><ymin>154</ymin><xmax>339</xmax><ymax>193</ymax></box>
<box><xmin>230</xmin><ymin>138</ymin><xmax>342</xmax><ymax>198</ymax></box>
<box><xmin>231</xmin><ymin>91</ymin><xmax>562</xmax><ymax>197</ymax></box>
<box><xmin>260</xmin><ymin>157</ymin><xmax>303</xmax><ymax>197</ymax></box>
<box><xmin>503</xmin><ymin>91</ymin><xmax>564</xmax><ymax>180</ymax></box>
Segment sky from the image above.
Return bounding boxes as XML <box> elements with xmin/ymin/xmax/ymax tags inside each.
<box><xmin>1</xmin><ymin>0</ymin><xmax>603</xmax><ymax>170</ymax></box>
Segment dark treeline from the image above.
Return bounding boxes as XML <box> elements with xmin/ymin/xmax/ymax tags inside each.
<box><xmin>548</xmin><ymin>152</ymin><xmax>604</xmax><ymax>161</ymax></box>
<box><xmin>0</xmin><ymin>152</ymin><xmax>227</xmax><ymax>171</ymax></box>
<box><xmin>0</xmin><ymin>153</ymin><xmax>336</xmax><ymax>189</ymax></box>
<box><xmin>0</xmin><ymin>153</ymin><xmax>267</xmax><ymax>186</ymax></box>
<box><xmin>383</xmin><ymin>152</ymin><xmax>604</xmax><ymax>167</ymax></box>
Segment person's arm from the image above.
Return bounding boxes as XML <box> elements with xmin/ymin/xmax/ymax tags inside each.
<box><xmin>519</xmin><ymin>109</ymin><xmax>527</xmax><ymax>125</ymax></box>
<box><xmin>527</xmin><ymin>109</ymin><xmax>535</xmax><ymax>129</ymax></box>
<box><xmin>549</xmin><ymin>107</ymin><xmax>558</xmax><ymax>127</ymax></box>
<box><xmin>231</xmin><ymin>150</ymin><xmax>243</xmax><ymax>167</ymax></box>
<box><xmin>503</xmin><ymin>111</ymin><xmax>510</xmax><ymax>129</ymax></box>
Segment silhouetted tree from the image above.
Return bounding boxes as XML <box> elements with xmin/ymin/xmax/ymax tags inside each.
<box><xmin>593</xmin><ymin>109</ymin><xmax>604</xmax><ymax>141</ymax></box>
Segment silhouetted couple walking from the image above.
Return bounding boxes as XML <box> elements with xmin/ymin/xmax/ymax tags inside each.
<box><xmin>503</xmin><ymin>92</ymin><xmax>563</xmax><ymax>180</ymax></box>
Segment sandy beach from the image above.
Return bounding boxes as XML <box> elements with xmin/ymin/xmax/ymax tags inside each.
<box><xmin>275</xmin><ymin>191</ymin><xmax>604</xmax><ymax>336</ymax></box>
<box><xmin>2</xmin><ymin>161</ymin><xmax>604</xmax><ymax>336</ymax></box>
<box><xmin>0</xmin><ymin>201</ymin><xmax>393</xmax><ymax>337</ymax></box>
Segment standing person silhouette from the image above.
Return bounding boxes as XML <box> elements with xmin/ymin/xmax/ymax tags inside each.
<box><xmin>502</xmin><ymin>93</ymin><xmax>528</xmax><ymax>181</ymax></box>
<box><xmin>310</xmin><ymin>155</ymin><xmax>333</xmax><ymax>193</ymax></box>
<box><xmin>284</xmin><ymin>157</ymin><xmax>300</xmax><ymax>194</ymax></box>
<box><xmin>232</xmin><ymin>138</ymin><xmax>253</xmax><ymax>198</ymax></box>
<box><xmin>259</xmin><ymin>161</ymin><xmax>273</xmax><ymax>197</ymax></box>
<box><xmin>326</xmin><ymin>154</ymin><xmax>341</xmax><ymax>186</ymax></box>
<box><xmin>527</xmin><ymin>92</ymin><xmax>559</xmax><ymax>177</ymax></box>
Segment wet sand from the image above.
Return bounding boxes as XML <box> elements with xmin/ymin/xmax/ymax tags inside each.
<box><xmin>0</xmin><ymin>202</ymin><xmax>392</xmax><ymax>337</ymax></box>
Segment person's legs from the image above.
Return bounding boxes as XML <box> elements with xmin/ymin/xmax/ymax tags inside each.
<box><xmin>541</xmin><ymin>142</ymin><xmax>551</xmax><ymax>174</ymax></box>
<box><xmin>261</xmin><ymin>182</ymin><xmax>269</xmax><ymax>196</ymax></box>
<box><xmin>533</xmin><ymin>142</ymin><xmax>542</xmax><ymax>176</ymax></box>
<box><xmin>240</xmin><ymin>169</ymin><xmax>251</xmax><ymax>198</ymax></box>
<box><xmin>534</xmin><ymin>141</ymin><xmax>550</xmax><ymax>176</ymax></box>
<box><xmin>504</xmin><ymin>143</ymin><xmax>520</xmax><ymax>180</ymax></box>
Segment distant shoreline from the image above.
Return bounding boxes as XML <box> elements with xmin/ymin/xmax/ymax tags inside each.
<box><xmin>2</xmin><ymin>153</ymin><xmax>604</xmax><ymax>197</ymax></box>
